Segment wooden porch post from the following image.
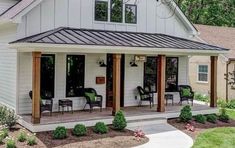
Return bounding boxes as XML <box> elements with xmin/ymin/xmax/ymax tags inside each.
<box><xmin>210</xmin><ymin>56</ymin><xmax>218</xmax><ymax>107</ymax></box>
<box><xmin>157</xmin><ymin>55</ymin><xmax>166</xmax><ymax>112</ymax></box>
<box><xmin>31</xmin><ymin>52</ymin><xmax>41</xmax><ymax>124</ymax></box>
<box><xmin>112</xmin><ymin>54</ymin><xmax>121</xmax><ymax>115</ymax></box>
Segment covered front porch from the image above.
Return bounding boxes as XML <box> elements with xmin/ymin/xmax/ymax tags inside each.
<box><xmin>10</xmin><ymin>28</ymin><xmax>227</xmax><ymax>130</ymax></box>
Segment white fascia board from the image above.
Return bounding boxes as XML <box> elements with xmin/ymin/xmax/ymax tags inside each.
<box><xmin>170</xmin><ymin>1</ymin><xmax>198</xmax><ymax>35</ymax></box>
<box><xmin>9</xmin><ymin>43</ymin><xmax>228</xmax><ymax>56</ymax></box>
<box><xmin>12</xmin><ymin>0</ymin><xmax>43</xmax><ymax>23</ymax></box>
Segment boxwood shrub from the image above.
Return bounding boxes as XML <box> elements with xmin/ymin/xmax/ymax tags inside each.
<box><xmin>112</xmin><ymin>110</ymin><xmax>127</xmax><ymax>131</ymax></box>
<box><xmin>53</xmin><ymin>126</ymin><xmax>67</xmax><ymax>139</ymax></box>
<box><xmin>194</xmin><ymin>114</ymin><xmax>207</xmax><ymax>124</ymax></box>
<box><xmin>93</xmin><ymin>122</ymin><xmax>108</xmax><ymax>134</ymax></box>
<box><xmin>73</xmin><ymin>124</ymin><xmax>87</xmax><ymax>136</ymax></box>
<box><xmin>179</xmin><ymin>105</ymin><xmax>192</xmax><ymax>122</ymax></box>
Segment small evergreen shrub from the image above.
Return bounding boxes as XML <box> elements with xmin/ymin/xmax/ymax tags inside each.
<box><xmin>206</xmin><ymin>114</ymin><xmax>217</xmax><ymax>123</ymax></box>
<box><xmin>93</xmin><ymin>122</ymin><xmax>108</xmax><ymax>134</ymax></box>
<box><xmin>73</xmin><ymin>124</ymin><xmax>87</xmax><ymax>136</ymax></box>
<box><xmin>0</xmin><ymin>132</ymin><xmax>5</xmax><ymax>144</ymax></box>
<box><xmin>6</xmin><ymin>138</ymin><xmax>16</xmax><ymax>148</ymax></box>
<box><xmin>112</xmin><ymin>110</ymin><xmax>127</xmax><ymax>131</ymax></box>
<box><xmin>194</xmin><ymin>114</ymin><xmax>207</xmax><ymax>124</ymax></box>
<box><xmin>53</xmin><ymin>126</ymin><xmax>67</xmax><ymax>139</ymax></box>
<box><xmin>218</xmin><ymin>108</ymin><xmax>230</xmax><ymax>123</ymax></box>
<box><xmin>27</xmin><ymin>135</ymin><xmax>37</xmax><ymax>146</ymax></box>
<box><xmin>179</xmin><ymin>105</ymin><xmax>192</xmax><ymax>122</ymax></box>
<box><xmin>17</xmin><ymin>130</ymin><xmax>27</xmax><ymax>142</ymax></box>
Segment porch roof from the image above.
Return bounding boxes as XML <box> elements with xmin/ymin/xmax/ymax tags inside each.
<box><xmin>10</xmin><ymin>27</ymin><xmax>229</xmax><ymax>54</ymax></box>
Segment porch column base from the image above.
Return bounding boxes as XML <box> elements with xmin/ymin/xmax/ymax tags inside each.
<box><xmin>157</xmin><ymin>55</ymin><xmax>166</xmax><ymax>112</ymax></box>
<box><xmin>31</xmin><ymin>117</ymin><xmax>40</xmax><ymax>124</ymax></box>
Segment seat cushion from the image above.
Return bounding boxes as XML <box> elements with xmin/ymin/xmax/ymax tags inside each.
<box><xmin>182</xmin><ymin>88</ymin><xmax>191</xmax><ymax>97</ymax></box>
<box><xmin>85</xmin><ymin>92</ymin><xmax>96</xmax><ymax>102</ymax></box>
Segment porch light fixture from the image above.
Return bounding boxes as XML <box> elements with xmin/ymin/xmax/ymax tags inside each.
<box><xmin>130</xmin><ymin>60</ymin><xmax>138</xmax><ymax>67</ymax></box>
<box><xmin>98</xmin><ymin>59</ymin><xmax>107</xmax><ymax>67</ymax></box>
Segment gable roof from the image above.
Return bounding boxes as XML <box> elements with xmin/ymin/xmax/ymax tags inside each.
<box><xmin>10</xmin><ymin>27</ymin><xmax>228</xmax><ymax>53</ymax></box>
<box><xmin>0</xmin><ymin>0</ymin><xmax>34</xmax><ymax>20</ymax></box>
<box><xmin>196</xmin><ymin>24</ymin><xmax>235</xmax><ymax>59</ymax></box>
<box><xmin>0</xmin><ymin>0</ymin><xmax>198</xmax><ymax>35</ymax></box>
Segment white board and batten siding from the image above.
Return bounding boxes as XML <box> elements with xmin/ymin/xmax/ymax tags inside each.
<box><xmin>17</xmin><ymin>0</ymin><xmax>192</xmax><ymax>39</ymax></box>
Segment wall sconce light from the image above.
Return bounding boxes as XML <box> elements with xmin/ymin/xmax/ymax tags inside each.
<box><xmin>97</xmin><ymin>59</ymin><xmax>107</xmax><ymax>67</ymax></box>
<box><xmin>130</xmin><ymin>59</ymin><xmax>138</xmax><ymax>67</ymax></box>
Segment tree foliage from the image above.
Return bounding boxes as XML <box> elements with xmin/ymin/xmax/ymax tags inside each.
<box><xmin>176</xmin><ymin>0</ymin><xmax>235</xmax><ymax>27</ymax></box>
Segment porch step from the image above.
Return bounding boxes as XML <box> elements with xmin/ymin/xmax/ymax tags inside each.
<box><xmin>127</xmin><ymin>117</ymin><xmax>167</xmax><ymax>128</ymax></box>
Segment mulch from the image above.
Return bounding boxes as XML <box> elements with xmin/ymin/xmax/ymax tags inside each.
<box><xmin>168</xmin><ymin>118</ymin><xmax>235</xmax><ymax>140</ymax></box>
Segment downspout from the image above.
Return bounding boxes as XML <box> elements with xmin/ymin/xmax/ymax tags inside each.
<box><xmin>226</xmin><ymin>60</ymin><xmax>231</xmax><ymax>102</ymax></box>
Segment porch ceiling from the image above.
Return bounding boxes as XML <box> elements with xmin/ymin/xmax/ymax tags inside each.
<box><xmin>9</xmin><ymin>27</ymin><xmax>229</xmax><ymax>55</ymax></box>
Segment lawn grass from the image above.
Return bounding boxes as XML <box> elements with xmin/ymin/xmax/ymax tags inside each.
<box><xmin>225</xmin><ymin>109</ymin><xmax>235</xmax><ymax>120</ymax></box>
<box><xmin>192</xmin><ymin>127</ymin><xmax>235</xmax><ymax>148</ymax></box>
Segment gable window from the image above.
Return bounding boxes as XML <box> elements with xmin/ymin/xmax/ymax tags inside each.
<box><xmin>144</xmin><ymin>57</ymin><xmax>178</xmax><ymax>92</ymax></box>
<box><xmin>110</xmin><ymin>0</ymin><xmax>123</xmax><ymax>22</ymax></box>
<box><xmin>95</xmin><ymin>0</ymin><xmax>108</xmax><ymax>21</ymax></box>
<box><xmin>41</xmin><ymin>55</ymin><xmax>55</xmax><ymax>99</ymax></box>
<box><xmin>198</xmin><ymin>65</ymin><xmax>208</xmax><ymax>82</ymax></box>
<box><xmin>125</xmin><ymin>4</ymin><xmax>137</xmax><ymax>24</ymax></box>
<box><xmin>66</xmin><ymin>55</ymin><xmax>85</xmax><ymax>97</ymax></box>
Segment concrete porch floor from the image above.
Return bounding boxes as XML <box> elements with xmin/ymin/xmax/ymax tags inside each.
<box><xmin>18</xmin><ymin>101</ymin><xmax>218</xmax><ymax>132</ymax></box>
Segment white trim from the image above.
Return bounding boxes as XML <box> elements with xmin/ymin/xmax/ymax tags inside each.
<box><xmin>9</xmin><ymin>43</ymin><xmax>228</xmax><ymax>56</ymax></box>
<box><xmin>197</xmin><ymin>64</ymin><xmax>209</xmax><ymax>83</ymax></box>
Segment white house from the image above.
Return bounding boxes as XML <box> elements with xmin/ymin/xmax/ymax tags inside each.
<box><xmin>0</xmin><ymin>0</ymin><xmax>228</xmax><ymax>132</ymax></box>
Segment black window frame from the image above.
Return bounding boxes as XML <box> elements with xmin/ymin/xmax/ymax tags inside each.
<box><xmin>110</xmin><ymin>0</ymin><xmax>123</xmax><ymax>23</ymax></box>
<box><xmin>40</xmin><ymin>54</ymin><xmax>55</xmax><ymax>99</ymax></box>
<box><xmin>66</xmin><ymin>55</ymin><xmax>85</xmax><ymax>97</ymax></box>
<box><xmin>144</xmin><ymin>57</ymin><xmax>179</xmax><ymax>92</ymax></box>
<box><xmin>125</xmin><ymin>4</ymin><xmax>137</xmax><ymax>24</ymax></box>
<box><xmin>94</xmin><ymin>0</ymin><xmax>109</xmax><ymax>22</ymax></box>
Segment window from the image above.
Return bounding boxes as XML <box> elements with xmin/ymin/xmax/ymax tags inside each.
<box><xmin>110</xmin><ymin>0</ymin><xmax>123</xmax><ymax>22</ymax></box>
<box><xmin>198</xmin><ymin>65</ymin><xmax>208</xmax><ymax>82</ymax></box>
<box><xmin>41</xmin><ymin>55</ymin><xmax>55</xmax><ymax>99</ymax></box>
<box><xmin>144</xmin><ymin>57</ymin><xmax>158</xmax><ymax>92</ymax></box>
<box><xmin>66</xmin><ymin>55</ymin><xmax>85</xmax><ymax>97</ymax></box>
<box><xmin>125</xmin><ymin>4</ymin><xmax>137</xmax><ymax>24</ymax></box>
<box><xmin>165</xmin><ymin>57</ymin><xmax>178</xmax><ymax>92</ymax></box>
<box><xmin>144</xmin><ymin>57</ymin><xmax>179</xmax><ymax>92</ymax></box>
<box><xmin>95</xmin><ymin>1</ymin><xmax>108</xmax><ymax>21</ymax></box>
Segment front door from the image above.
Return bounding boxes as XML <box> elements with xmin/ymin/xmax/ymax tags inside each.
<box><xmin>106</xmin><ymin>54</ymin><xmax>125</xmax><ymax>108</ymax></box>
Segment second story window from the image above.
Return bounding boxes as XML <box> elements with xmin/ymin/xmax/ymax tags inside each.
<box><xmin>110</xmin><ymin>0</ymin><xmax>123</xmax><ymax>22</ymax></box>
<box><xmin>125</xmin><ymin>4</ymin><xmax>137</xmax><ymax>24</ymax></box>
<box><xmin>95</xmin><ymin>0</ymin><xmax>108</xmax><ymax>21</ymax></box>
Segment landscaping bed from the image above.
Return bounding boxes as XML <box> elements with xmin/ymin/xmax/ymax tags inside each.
<box><xmin>168</xmin><ymin>118</ymin><xmax>235</xmax><ymax>140</ymax></box>
<box><xmin>37</xmin><ymin>126</ymin><xmax>148</xmax><ymax>148</ymax></box>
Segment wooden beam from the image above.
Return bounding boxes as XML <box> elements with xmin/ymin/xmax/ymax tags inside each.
<box><xmin>157</xmin><ymin>55</ymin><xmax>166</xmax><ymax>112</ymax></box>
<box><xmin>210</xmin><ymin>56</ymin><xmax>218</xmax><ymax>107</ymax></box>
<box><xmin>31</xmin><ymin>52</ymin><xmax>41</xmax><ymax>124</ymax></box>
<box><xmin>112</xmin><ymin>54</ymin><xmax>121</xmax><ymax>115</ymax></box>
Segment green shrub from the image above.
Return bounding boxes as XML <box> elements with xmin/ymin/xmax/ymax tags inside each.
<box><xmin>27</xmin><ymin>135</ymin><xmax>37</xmax><ymax>146</ymax></box>
<box><xmin>194</xmin><ymin>93</ymin><xmax>209</xmax><ymax>103</ymax></box>
<box><xmin>53</xmin><ymin>126</ymin><xmax>67</xmax><ymax>139</ymax></box>
<box><xmin>72</xmin><ymin>124</ymin><xmax>87</xmax><ymax>136</ymax></box>
<box><xmin>225</xmin><ymin>100</ymin><xmax>235</xmax><ymax>109</ymax></box>
<box><xmin>112</xmin><ymin>110</ymin><xmax>127</xmax><ymax>131</ymax></box>
<box><xmin>179</xmin><ymin>105</ymin><xmax>192</xmax><ymax>122</ymax></box>
<box><xmin>6</xmin><ymin>138</ymin><xmax>16</xmax><ymax>148</ymax></box>
<box><xmin>0</xmin><ymin>106</ymin><xmax>18</xmax><ymax>129</ymax></box>
<box><xmin>194</xmin><ymin>114</ymin><xmax>207</xmax><ymax>124</ymax></box>
<box><xmin>93</xmin><ymin>122</ymin><xmax>108</xmax><ymax>134</ymax></box>
<box><xmin>218</xmin><ymin>108</ymin><xmax>230</xmax><ymax>122</ymax></box>
<box><xmin>0</xmin><ymin>132</ymin><xmax>5</xmax><ymax>144</ymax></box>
<box><xmin>217</xmin><ymin>99</ymin><xmax>227</xmax><ymax>108</ymax></box>
<box><xmin>206</xmin><ymin>114</ymin><xmax>217</xmax><ymax>123</ymax></box>
<box><xmin>17</xmin><ymin>130</ymin><xmax>27</xmax><ymax>142</ymax></box>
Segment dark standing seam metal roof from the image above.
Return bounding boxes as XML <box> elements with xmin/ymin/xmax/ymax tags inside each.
<box><xmin>10</xmin><ymin>27</ymin><xmax>229</xmax><ymax>51</ymax></box>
